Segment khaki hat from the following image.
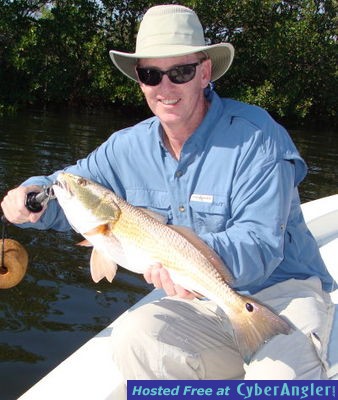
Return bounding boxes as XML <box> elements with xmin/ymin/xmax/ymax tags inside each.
<box><xmin>109</xmin><ymin>4</ymin><xmax>234</xmax><ymax>82</ymax></box>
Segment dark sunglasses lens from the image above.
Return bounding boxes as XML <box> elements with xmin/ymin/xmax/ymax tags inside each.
<box><xmin>137</xmin><ymin>63</ymin><xmax>198</xmax><ymax>86</ymax></box>
<box><xmin>137</xmin><ymin>68</ymin><xmax>162</xmax><ymax>86</ymax></box>
<box><xmin>169</xmin><ymin>65</ymin><xmax>196</xmax><ymax>84</ymax></box>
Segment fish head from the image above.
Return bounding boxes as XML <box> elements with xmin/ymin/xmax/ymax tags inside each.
<box><xmin>53</xmin><ymin>172</ymin><xmax>120</xmax><ymax>234</ymax></box>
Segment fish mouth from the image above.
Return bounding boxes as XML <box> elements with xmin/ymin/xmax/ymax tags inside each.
<box><xmin>53</xmin><ymin>178</ymin><xmax>65</xmax><ymax>190</ymax></box>
<box><xmin>53</xmin><ymin>177</ymin><xmax>71</xmax><ymax>195</ymax></box>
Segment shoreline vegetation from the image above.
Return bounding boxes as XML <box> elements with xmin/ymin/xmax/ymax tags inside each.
<box><xmin>0</xmin><ymin>0</ymin><xmax>337</xmax><ymax>126</ymax></box>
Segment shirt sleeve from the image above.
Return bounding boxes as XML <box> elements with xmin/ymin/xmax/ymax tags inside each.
<box><xmin>197</xmin><ymin>105</ymin><xmax>308</xmax><ymax>292</ymax></box>
<box><xmin>200</xmin><ymin>156</ymin><xmax>297</xmax><ymax>290</ymax></box>
<box><xmin>18</xmin><ymin>133</ymin><xmax>124</xmax><ymax>231</ymax></box>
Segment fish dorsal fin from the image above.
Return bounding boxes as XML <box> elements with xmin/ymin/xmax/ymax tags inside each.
<box><xmin>140</xmin><ymin>208</ymin><xmax>167</xmax><ymax>224</ymax></box>
<box><xmin>90</xmin><ymin>248</ymin><xmax>118</xmax><ymax>283</ymax></box>
<box><xmin>169</xmin><ymin>225</ymin><xmax>234</xmax><ymax>285</ymax></box>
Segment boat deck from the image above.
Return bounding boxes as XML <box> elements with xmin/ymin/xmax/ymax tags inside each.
<box><xmin>18</xmin><ymin>195</ymin><xmax>338</xmax><ymax>399</ymax></box>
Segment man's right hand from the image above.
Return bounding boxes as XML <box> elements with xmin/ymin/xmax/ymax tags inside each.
<box><xmin>1</xmin><ymin>185</ymin><xmax>46</xmax><ymax>224</ymax></box>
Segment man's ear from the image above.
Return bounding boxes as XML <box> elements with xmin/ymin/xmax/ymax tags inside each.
<box><xmin>201</xmin><ymin>59</ymin><xmax>212</xmax><ymax>88</ymax></box>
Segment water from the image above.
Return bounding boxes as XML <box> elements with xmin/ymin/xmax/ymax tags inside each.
<box><xmin>0</xmin><ymin>110</ymin><xmax>337</xmax><ymax>399</ymax></box>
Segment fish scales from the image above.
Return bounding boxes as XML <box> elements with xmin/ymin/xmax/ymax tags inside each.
<box><xmin>53</xmin><ymin>172</ymin><xmax>293</xmax><ymax>363</ymax></box>
<box><xmin>113</xmin><ymin>196</ymin><xmax>235</xmax><ymax>304</ymax></box>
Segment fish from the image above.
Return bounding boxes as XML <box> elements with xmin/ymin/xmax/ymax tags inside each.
<box><xmin>52</xmin><ymin>172</ymin><xmax>292</xmax><ymax>363</ymax></box>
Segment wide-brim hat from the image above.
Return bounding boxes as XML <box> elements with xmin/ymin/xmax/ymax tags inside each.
<box><xmin>109</xmin><ymin>5</ymin><xmax>234</xmax><ymax>82</ymax></box>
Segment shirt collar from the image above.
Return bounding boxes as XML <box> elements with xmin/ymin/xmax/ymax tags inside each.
<box><xmin>154</xmin><ymin>90</ymin><xmax>225</xmax><ymax>155</ymax></box>
<box><xmin>183</xmin><ymin>90</ymin><xmax>224</xmax><ymax>152</ymax></box>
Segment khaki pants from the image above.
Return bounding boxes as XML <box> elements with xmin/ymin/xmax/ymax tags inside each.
<box><xmin>110</xmin><ymin>277</ymin><xmax>334</xmax><ymax>395</ymax></box>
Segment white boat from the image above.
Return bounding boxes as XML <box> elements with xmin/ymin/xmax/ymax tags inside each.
<box><xmin>18</xmin><ymin>194</ymin><xmax>338</xmax><ymax>399</ymax></box>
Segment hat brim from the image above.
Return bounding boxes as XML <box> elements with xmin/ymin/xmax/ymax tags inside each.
<box><xmin>109</xmin><ymin>43</ymin><xmax>234</xmax><ymax>82</ymax></box>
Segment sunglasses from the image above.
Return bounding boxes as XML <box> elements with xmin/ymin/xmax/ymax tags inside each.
<box><xmin>136</xmin><ymin>61</ymin><xmax>203</xmax><ymax>86</ymax></box>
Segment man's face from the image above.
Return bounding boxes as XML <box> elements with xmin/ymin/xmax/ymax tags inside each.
<box><xmin>137</xmin><ymin>54</ymin><xmax>212</xmax><ymax>132</ymax></box>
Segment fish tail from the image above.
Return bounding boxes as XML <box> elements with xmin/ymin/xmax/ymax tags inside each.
<box><xmin>228</xmin><ymin>296</ymin><xmax>293</xmax><ymax>364</ymax></box>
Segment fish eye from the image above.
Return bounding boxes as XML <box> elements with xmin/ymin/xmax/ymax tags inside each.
<box><xmin>77</xmin><ymin>177</ymin><xmax>87</xmax><ymax>186</ymax></box>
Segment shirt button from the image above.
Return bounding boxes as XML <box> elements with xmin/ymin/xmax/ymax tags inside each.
<box><xmin>178</xmin><ymin>205</ymin><xmax>185</xmax><ymax>212</ymax></box>
<box><xmin>175</xmin><ymin>170</ymin><xmax>183</xmax><ymax>178</ymax></box>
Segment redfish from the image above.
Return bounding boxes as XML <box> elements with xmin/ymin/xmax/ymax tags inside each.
<box><xmin>53</xmin><ymin>172</ymin><xmax>292</xmax><ymax>362</ymax></box>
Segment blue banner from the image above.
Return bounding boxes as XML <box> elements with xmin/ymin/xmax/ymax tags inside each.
<box><xmin>127</xmin><ymin>380</ymin><xmax>337</xmax><ymax>400</ymax></box>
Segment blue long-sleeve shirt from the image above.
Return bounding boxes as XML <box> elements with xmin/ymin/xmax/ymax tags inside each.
<box><xmin>21</xmin><ymin>91</ymin><xmax>336</xmax><ymax>294</ymax></box>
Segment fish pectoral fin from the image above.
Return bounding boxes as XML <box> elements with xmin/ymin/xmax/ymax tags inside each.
<box><xmin>229</xmin><ymin>296</ymin><xmax>293</xmax><ymax>364</ymax></box>
<box><xmin>84</xmin><ymin>223</ymin><xmax>111</xmax><ymax>236</ymax></box>
<box><xmin>169</xmin><ymin>225</ymin><xmax>234</xmax><ymax>285</ymax></box>
<box><xmin>76</xmin><ymin>239</ymin><xmax>92</xmax><ymax>247</ymax></box>
<box><xmin>90</xmin><ymin>248</ymin><xmax>118</xmax><ymax>283</ymax></box>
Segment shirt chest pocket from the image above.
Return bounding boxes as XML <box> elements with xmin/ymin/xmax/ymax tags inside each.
<box><xmin>125</xmin><ymin>189</ymin><xmax>173</xmax><ymax>224</ymax></box>
<box><xmin>189</xmin><ymin>196</ymin><xmax>230</xmax><ymax>234</ymax></box>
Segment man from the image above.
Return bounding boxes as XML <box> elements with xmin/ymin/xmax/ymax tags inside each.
<box><xmin>1</xmin><ymin>4</ymin><xmax>335</xmax><ymax>385</ymax></box>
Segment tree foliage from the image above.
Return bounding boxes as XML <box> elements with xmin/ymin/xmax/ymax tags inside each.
<box><xmin>0</xmin><ymin>0</ymin><xmax>336</xmax><ymax>124</ymax></box>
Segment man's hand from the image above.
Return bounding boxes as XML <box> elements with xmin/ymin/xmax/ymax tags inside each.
<box><xmin>144</xmin><ymin>263</ymin><xmax>196</xmax><ymax>299</ymax></box>
<box><xmin>1</xmin><ymin>185</ymin><xmax>45</xmax><ymax>224</ymax></box>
